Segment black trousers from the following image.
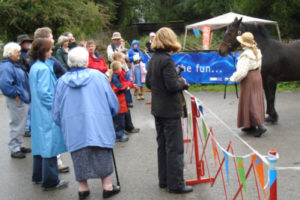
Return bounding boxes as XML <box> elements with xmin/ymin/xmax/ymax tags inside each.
<box><xmin>125</xmin><ymin>109</ymin><xmax>134</xmax><ymax>131</ymax></box>
<box><xmin>154</xmin><ymin>116</ymin><xmax>185</xmax><ymax>190</ymax></box>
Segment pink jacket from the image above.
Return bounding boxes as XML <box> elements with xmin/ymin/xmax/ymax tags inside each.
<box><xmin>130</xmin><ymin>62</ymin><xmax>147</xmax><ymax>84</ymax></box>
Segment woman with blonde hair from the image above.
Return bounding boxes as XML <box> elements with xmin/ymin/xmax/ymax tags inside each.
<box><xmin>230</xmin><ymin>32</ymin><xmax>266</xmax><ymax>137</ymax></box>
<box><xmin>145</xmin><ymin>27</ymin><xmax>192</xmax><ymax>194</ymax></box>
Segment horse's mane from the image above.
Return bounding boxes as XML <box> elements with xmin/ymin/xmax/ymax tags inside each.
<box><xmin>242</xmin><ymin>23</ymin><xmax>272</xmax><ymax>40</ymax></box>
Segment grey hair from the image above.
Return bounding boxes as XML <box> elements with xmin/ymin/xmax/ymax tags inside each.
<box><xmin>68</xmin><ymin>47</ymin><xmax>89</xmax><ymax>68</ymax></box>
<box><xmin>57</xmin><ymin>35</ymin><xmax>70</xmax><ymax>45</ymax></box>
<box><xmin>3</xmin><ymin>42</ymin><xmax>21</xmax><ymax>58</ymax></box>
<box><xmin>64</xmin><ymin>32</ymin><xmax>72</xmax><ymax>36</ymax></box>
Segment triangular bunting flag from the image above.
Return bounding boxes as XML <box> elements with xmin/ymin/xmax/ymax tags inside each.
<box><xmin>237</xmin><ymin>157</ymin><xmax>247</xmax><ymax>195</ymax></box>
<box><xmin>188</xmin><ymin>112</ymin><xmax>192</xmax><ymax>130</ymax></box>
<box><xmin>211</xmin><ymin>137</ymin><xmax>217</xmax><ymax>168</ymax></box>
<box><xmin>223</xmin><ymin>150</ymin><xmax>230</xmax><ymax>184</ymax></box>
<box><xmin>202</xmin><ymin>118</ymin><xmax>208</xmax><ymax>141</ymax></box>
<box><xmin>192</xmin><ymin>27</ymin><xmax>200</xmax><ymax>37</ymax></box>
<box><xmin>252</xmin><ymin>154</ymin><xmax>266</xmax><ymax>199</ymax></box>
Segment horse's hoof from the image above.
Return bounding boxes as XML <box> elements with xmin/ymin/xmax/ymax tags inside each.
<box><xmin>265</xmin><ymin>115</ymin><xmax>278</xmax><ymax>124</ymax></box>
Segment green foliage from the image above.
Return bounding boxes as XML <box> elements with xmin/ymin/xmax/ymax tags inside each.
<box><xmin>0</xmin><ymin>0</ymin><xmax>110</xmax><ymax>42</ymax></box>
<box><xmin>235</xmin><ymin>0</ymin><xmax>300</xmax><ymax>38</ymax></box>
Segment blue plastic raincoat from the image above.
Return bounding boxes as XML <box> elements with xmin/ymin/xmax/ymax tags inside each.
<box><xmin>128</xmin><ymin>40</ymin><xmax>145</xmax><ymax>63</ymax></box>
<box><xmin>52</xmin><ymin>68</ymin><xmax>119</xmax><ymax>152</ymax></box>
<box><xmin>29</xmin><ymin>59</ymin><xmax>67</xmax><ymax>158</ymax></box>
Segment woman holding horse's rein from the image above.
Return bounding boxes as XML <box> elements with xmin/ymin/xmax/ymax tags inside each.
<box><xmin>230</xmin><ymin>32</ymin><xmax>267</xmax><ymax>137</ymax></box>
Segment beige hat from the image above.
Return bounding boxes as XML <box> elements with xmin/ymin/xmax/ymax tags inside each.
<box><xmin>57</xmin><ymin>35</ymin><xmax>70</xmax><ymax>45</ymax></box>
<box><xmin>236</xmin><ymin>32</ymin><xmax>257</xmax><ymax>47</ymax></box>
<box><xmin>111</xmin><ymin>32</ymin><xmax>122</xmax><ymax>40</ymax></box>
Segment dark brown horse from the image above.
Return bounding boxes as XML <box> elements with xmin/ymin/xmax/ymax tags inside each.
<box><xmin>219</xmin><ymin>17</ymin><xmax>300</xmax><ymax>123</ymax></box>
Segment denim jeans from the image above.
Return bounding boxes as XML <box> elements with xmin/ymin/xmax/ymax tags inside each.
<box><xmin>32</xmin><ymin>155</ymin><xmax>60</xmax><ymax>188</ymax></box>
<box><xmin>113</xmin><ymin>113</ymin><xmax>125</xmax><ymax>138</ymax></box>
<box><xmin>125</xmin><ymin>90</ymin><xmax>133</xmax><ymax>104</ymax></box>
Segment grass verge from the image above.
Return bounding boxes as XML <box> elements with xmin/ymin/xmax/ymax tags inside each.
<box><xmin>188</xmin><ymin>82</ymin><xmax>300</xmax><ymax>92</ymax></box>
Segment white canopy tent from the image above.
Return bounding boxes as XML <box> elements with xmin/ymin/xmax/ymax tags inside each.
<box><xmin>183</xmin><ymin>12</ymin><xmax>281</xmax><ymax>50</ymax></box>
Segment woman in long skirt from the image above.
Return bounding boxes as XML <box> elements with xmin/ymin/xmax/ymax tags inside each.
<box><xmin>230</xmin><ymin>32</ymin><xmax>266</xmax><ymax>137</ymax></box>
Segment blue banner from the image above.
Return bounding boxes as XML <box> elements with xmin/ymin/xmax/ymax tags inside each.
<box><xmin>144</xmin><ymin>52</ymin><xmax>240</xmax><ymax>84</ymax></box>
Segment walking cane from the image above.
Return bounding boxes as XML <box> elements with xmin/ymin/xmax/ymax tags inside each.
<box><xmin>112</xmin><ymin>150</ymin><xmax>120</xmax><ymax>187</ymax></box>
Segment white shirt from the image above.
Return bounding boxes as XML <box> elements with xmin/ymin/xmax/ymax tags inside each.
<box><xmin>230</xmin><ymin>47</ymin><xmax>262</xmax><ymax>82</ymax></box>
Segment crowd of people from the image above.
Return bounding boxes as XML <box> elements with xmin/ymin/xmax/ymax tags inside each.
<box><xmin>0</xmin><ymin>27</ymin><xmax>153</xmax><ymax>199</ymax></box>
<box><xmin>0</xmin><ymin>25</ymin><xmax>266</xmax><ymax>199</ymax></box>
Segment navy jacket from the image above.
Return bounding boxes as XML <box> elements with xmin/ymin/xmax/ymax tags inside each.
<box><xmin>30</xmin><ymin>56</ymin><xmax>66</xmax><ymax>79</ymax></box>
<box><xmin>0</xmin><ymin>58</ymin><xmax>31</xmax><ymax>103</ymax></box>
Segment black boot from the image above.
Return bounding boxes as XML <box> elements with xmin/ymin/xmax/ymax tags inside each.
<box><xmin>168</xmin><ymin>185</ymin><xmax>193</xmax><ymax>194</ymax></box>
<box><xmin>241</xmin><ymin>126</ymin><xmax>256</xmax><ymax>132</ymax></box>
<box><xmin>265</xmin><ymin>113</ymin><xmax>278</xmax><ymax>124</ymax></box>
<box><xmin>254</xmin><ymin>125</ymin><xmax>267</xmax><ymax>137</ymax></box>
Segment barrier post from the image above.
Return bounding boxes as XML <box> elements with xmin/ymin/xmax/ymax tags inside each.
<box><xmin>191</xmin><ymin>97</ymin><xmax>201</xmax><ymax>180</ymax></box>
<box><xmin>186</xmin><ymin>97</ymin><xmax>211</xmax><ymax>185</ymax></box>
<box><xmin>269</xmin><ymin>150</ymin><xmax>278</xmax><ymax>200</ymax></box>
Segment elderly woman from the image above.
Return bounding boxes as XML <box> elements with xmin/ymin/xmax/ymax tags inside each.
<box><xmin>29</xmin><ymin>38</ymin><xmax>68</xmax><ymax>190</ymax></box>
<box><xmin>52</xmin><ymin>47</ymin><xmax>121</xmax><ymax>199</ymax></box>
<box><xmin>55</xmin><ymin>35</ymin><xmax>70</xmax><ymax>70</ymax></box>
<box><xmin>87</xmin><ymin>40</ymin><xmax>108</xmax><ymax>74</ymax></box>
<box><xmin>230</xmin><ymin>32</ymin><xmax>266</xmax><ymax>137</ymax></box>
<box><xmin>146</xmin><ymin>28</ymin><xmax>192</xmax><ymax>194</ymax></box>
<box><xmin>0</xmin><ymin>42</ymin><xmax>31</xmax><ymax>159</ymax></box>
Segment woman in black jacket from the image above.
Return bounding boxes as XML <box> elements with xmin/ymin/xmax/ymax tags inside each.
<box><xmin>146</xmin><ymin>27</ymin><xmax>192</xmax><ymax>194</ymax></box>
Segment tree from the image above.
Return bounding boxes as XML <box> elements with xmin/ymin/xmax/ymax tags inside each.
<box><xmin>236</xmin><ymin>0</ymin><xmax>300</xmax><ymax>38</ymax></box>
<box><xmin>0</xmin><ymin>0</ymin><xmax>110</xmax><ymax>41</ymax></box>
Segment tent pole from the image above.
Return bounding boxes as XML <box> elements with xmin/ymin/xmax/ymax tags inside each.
<box><xmin>183</xmin><ymin>28</ymin><xmax>188</xmax><ymax>51</ymax></box>
<box><xmin>209</xmin><ymin>31</ymin><xmax>214</xmax><ymax>50</ymax></box>
<box><xmin>276</xmin><ymin>24</ymin><xmax>282</xmax><ymax>42</ymax></box>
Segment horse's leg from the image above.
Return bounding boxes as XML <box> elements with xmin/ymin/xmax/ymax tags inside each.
<box><xmin>263</xmin><ymin>77</ymin><xmax>278</xmax><ymax>123</ymax></box>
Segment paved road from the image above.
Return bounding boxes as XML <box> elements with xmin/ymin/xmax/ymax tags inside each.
<box><xmin>0</xmin><ymin>90</ymin><xmax>299</xmax><ymax>200</ymax></box>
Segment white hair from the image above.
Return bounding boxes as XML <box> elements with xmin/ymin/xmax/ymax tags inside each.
<box><xmin>3</xmin><ymin>42</ymin><xmax>21</xmax><ymax>58</ymax></box>
<box><xmin>57</xmin><ymin>35</ymin><xmax>69</xmax><ymax>45</ymax></box>
<box><xmin>68</xmin><ymin>47</ymin><xmax>89</xmax><ymax>68</ymax></box>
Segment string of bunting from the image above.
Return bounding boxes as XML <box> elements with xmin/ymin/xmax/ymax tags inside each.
<box><xmin>184</xmin><ymin>90</ymin><xmax>300</xmax><ymax>172</ymax></box>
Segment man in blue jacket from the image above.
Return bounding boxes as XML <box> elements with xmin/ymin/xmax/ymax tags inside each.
<box><xmin>16</xmin><ymin>34</ymin><xmax>33</xmax><ymax>137</ymax></box>
<box><xmin>0</xmin><ymin>42</ymin><xmax>31</xmax><ymax>158</ymax></box>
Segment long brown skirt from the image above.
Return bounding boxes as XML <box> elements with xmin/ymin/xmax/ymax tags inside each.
<box><xmin>237</xmin><ymin>70</ymin><xmax>265</xmax><ymax>128</ymax></box>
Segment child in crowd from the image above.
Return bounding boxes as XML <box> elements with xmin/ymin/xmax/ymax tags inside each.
<box><xmin>128</xmin><ymin>40</ymin><xmax>144</xmax><ymax>64</ymax></box>
<box><xmin>112</xmin><ymin>52</ymin><xmax>140</xmax><ymax>134</ymax></box>
<box><xmin>109</xmin><ymin>61</ymin><xmax>130</xmax><ymax>142</ymax></box>
<box><xmin>130</xmin><ymin>55</ymin><xmax>147</xmax><ymax>100</ymax></box>
<box><xmin>112</xmin><ymin>52</ymin><xmax>133</xmax><ymax>105</ymax></box>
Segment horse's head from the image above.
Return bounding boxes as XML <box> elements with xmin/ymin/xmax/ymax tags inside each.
<box><xmin>219</xmin><ymin>17</ymin><xmax>244</xmax><ymax>57</ymax></box>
